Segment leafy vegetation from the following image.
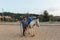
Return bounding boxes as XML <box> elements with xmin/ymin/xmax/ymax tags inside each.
<box><xmin>0</xmin><ymin>10</ymin><xmax>60</xmax><ymax>22</ymax></box>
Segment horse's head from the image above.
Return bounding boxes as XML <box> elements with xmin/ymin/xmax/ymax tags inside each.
<box><xmin>35</xmin><ymin>19</ymin><xmax>40</xmax><ymax>27</ymax></box>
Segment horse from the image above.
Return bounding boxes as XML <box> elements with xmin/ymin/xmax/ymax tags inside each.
<box><xmin>25</xmin><ymin>19</ymin><xmax>40</xmax><ymax>37</ymax></box>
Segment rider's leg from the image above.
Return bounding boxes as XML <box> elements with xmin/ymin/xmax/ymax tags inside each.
<box><xmin>23</xmin><ymin>27</ymin><xmax>26</xmax><ymax>36</ymax></box>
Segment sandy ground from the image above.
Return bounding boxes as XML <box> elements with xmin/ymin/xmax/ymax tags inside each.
<box><xmin>0</xmin><ymin>24</ymin><xmax>60</xmax><ymax>40</ymax></box>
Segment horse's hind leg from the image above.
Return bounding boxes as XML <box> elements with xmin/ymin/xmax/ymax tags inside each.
<box><xmin>29</xmin><ymin>28</ymin><xmax>35</xmax><ymax>37</ymax></box>
<box><xmin>25</xmin><ymin>27</ymin><xmax>31</xmax><ymax>36</ymax></box>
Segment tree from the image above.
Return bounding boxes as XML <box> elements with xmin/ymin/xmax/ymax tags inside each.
<box><xmin>39</xmin><ymin>14</ymin><xmax>44</xmax><ymax>22</ymax></box>
<box><xmin>43</xmin><ymin>10</ymin><xmax>49</xmax><ymax>22</ymax></box>
<box><xmin>49</xmin><ymin>15</ymin><xmax>53</xmax><ymax>21</ymax></box>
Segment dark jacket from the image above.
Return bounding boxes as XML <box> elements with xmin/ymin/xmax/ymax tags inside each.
<box><xmin>22</xmin><ymin>20</ymin><xmax>28</xmax><ymax>28</ymax></box>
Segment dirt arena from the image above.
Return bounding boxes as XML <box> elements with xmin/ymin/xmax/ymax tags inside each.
<box><xmin>0</xmin><ymin>22</ymin><xmax>60</xmax><ymax>40</ymax></box>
